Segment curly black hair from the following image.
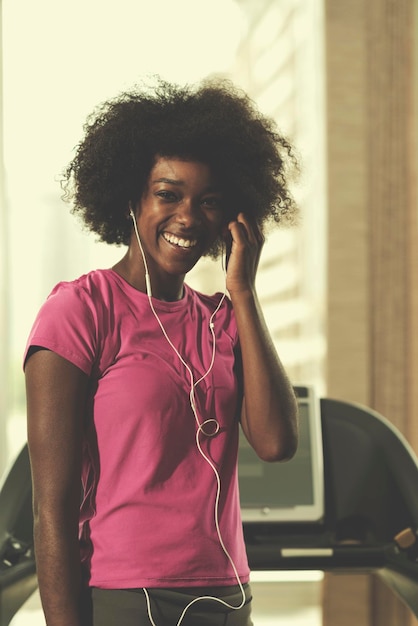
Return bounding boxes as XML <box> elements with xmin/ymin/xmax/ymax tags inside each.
<box><xmin>62</xmin><ymin>77</ymin><xmax>299</xmax><ymax>257</ymax></box>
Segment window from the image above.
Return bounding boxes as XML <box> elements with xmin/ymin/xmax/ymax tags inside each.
<box><xmin>1</xmin><ymin>0</ymin><xmax>326</xmax><ymax>472</ymax></box>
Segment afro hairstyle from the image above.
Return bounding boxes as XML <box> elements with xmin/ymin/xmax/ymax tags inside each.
<box><xmin>62</xmin><ymin>77</ymin><xmax>299</xmax><ymax>257</ymax></box>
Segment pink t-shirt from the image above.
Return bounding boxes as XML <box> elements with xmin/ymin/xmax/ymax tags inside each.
<box><xmin>25</xmin><ymin>269</ymin><xmax>250</xmax><ymax>589</ymax></box>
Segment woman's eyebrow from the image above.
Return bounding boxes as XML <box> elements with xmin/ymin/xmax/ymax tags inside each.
<box><xmin>152</xmin><ymin>178</ymin><xmax>222</xmax><ymax>193</ymax></box>
<box><xmin>152</xmin><ymin>177</ymin><xmax>183</xmax><ymax>185</ymax></box>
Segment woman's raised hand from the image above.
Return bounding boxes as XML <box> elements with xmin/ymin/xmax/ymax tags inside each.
<box><xmin>224</xmin><ymin>212</ymin><xmax>264</xmax><ymax>296</ymax></box>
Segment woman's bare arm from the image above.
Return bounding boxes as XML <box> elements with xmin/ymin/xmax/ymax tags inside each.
<box><xmin>26</xmin><ymin>349</ymin><xmax>89</xmax><ymax>626</ymax></box>
<box><xmin>226</xmin><ymin>213</ymin><xmax>299</xmax><ymax>462</ymax></box>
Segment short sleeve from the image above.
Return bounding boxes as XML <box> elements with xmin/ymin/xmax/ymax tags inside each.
<box><xmin>23</xmin><ymin>282</ymin><xmax>98</xmax><ymax>375</ymax></box>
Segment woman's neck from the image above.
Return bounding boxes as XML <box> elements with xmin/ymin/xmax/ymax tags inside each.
<box><xmin>112</xmin><ymin>252</ymin><xmax>185</xmax><ymax>302</ymax></box>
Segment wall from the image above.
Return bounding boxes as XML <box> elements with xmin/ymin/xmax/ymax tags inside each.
<box><xmin>324</xmin><ymin>1</ymin><xmax>418</xmax><ymax>625</ymax></box>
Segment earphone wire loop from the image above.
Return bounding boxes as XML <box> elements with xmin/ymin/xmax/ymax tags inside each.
<box><xmin>131</xmin><ymin>213</ymin><xmax>246</xmax><ymax>625</ymax></box>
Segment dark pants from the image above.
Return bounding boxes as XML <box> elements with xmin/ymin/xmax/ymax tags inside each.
<box><xmin>89</xmin><ymin>584</ymin><xmax>253</xmax><ymax>626</ymax></box>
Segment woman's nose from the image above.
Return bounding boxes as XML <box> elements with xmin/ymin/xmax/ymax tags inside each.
<box><xmin>176</xmin><ymin>199</ymin><xmax>202</xmax><ymax>226</ymax></box>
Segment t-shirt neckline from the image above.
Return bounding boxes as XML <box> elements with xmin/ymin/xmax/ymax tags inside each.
<box><xmin>106</xmin><ymin>268</ymin><xmax>191</xmax><ymax>312</ymax></box>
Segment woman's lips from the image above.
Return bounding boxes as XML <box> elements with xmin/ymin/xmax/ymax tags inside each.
<box><xmin>162</xmin><ymin>232</ymin><xmax>198</xmax><ymax>249</ymax></box>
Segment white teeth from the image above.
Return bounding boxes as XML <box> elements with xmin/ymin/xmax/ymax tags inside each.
<box><xmin>163</xmin><ymin>233</ymin><xmax>197</xmax><ymax>249</ymax></box>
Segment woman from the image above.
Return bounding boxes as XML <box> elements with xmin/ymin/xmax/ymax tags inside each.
<box><xmin>25</xmin><ymin>78</ymin><xmax>299</xmax><ymax>626</ymax></box>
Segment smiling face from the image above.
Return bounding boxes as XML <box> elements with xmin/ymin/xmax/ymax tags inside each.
<box><xmin>132</xmin><ymin>156</ymin><xmax>225</xmax><ymax>287</ymax></box>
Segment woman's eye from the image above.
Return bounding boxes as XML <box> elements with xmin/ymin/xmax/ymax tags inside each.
<box><xmin>202</xmin><ymin>196</ymin><xmax>222</xmax><ymax>209</ymax></box>
<box><xmin>156</xmin><ymin>190</ymin><xmax>178</xmax><ymax>201</ymax></box>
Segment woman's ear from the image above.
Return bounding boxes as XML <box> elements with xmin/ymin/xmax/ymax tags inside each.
<box><xmin>127</xmin><ymin>200</ymin><xmax>140</xmax><ymax>220</ymax></box>
<box><xmin>221</xmin><ymin>225</ymin><xmax>233</xmax><ymax>262</ymax></box>
<box><xmin>221</xmin><ymin>224</ymin><xmax>230</xmax><ymax>240</ymax></box>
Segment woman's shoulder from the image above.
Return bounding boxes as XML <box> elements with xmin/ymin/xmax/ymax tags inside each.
<box><xmin>49</xmin><ymin>268</ymin><xmax>115</xmax><ymax>296</ymax></box>
<box><xmin>186</xmin><ymin>284</ymin><xmax>232</xmax><ymax>312</ymax></box>
<box><xmin>185</xmin><ymin>285</ymin><xmax>237</xmax><ymax>340</ymax></box>
<box><xmin>44</xmin><ymin>268</ymin><xmax>128</xmax><ymax>311</ymax></box>
<box><xmin>24</xmin><ymin>270</ymin><xmax>118</xmax><ymax>374</ymax></box>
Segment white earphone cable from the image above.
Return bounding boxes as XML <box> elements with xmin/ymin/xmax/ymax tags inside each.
<box><xmin>130</xmin><ymin>211</ymin><xmax>246</xmax><ymax>625</ymax></box>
